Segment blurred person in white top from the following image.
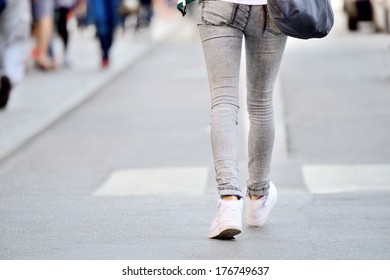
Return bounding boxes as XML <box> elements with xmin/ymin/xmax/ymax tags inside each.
<box><xmin>0</xmin><ymin>0</ymin><xmax>31</xmax><ymax>109</ymax></box>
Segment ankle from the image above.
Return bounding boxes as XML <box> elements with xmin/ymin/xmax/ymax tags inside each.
<box><xmin>249</xmin><ymin>195</ymin><xmax>264</xmax><ymax>200</ymax></box>
<box><xmin>221</xmin><ymin>195</ymin><xmax>240</xmax><ymax>201</ymax></box>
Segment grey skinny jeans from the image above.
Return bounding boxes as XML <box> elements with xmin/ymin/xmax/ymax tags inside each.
<box><xmin>197</xmin><ymin>1</ymin><xmax>287</xmax><ymax>197</ymax></box>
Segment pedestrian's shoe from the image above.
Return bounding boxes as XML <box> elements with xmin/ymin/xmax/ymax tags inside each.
<box><xmin>34</xmin><ymin>56</ymin><xmax>56</xmax><ymax>71</ymax></box>
<box><xmin>246</xmin><ymin>182</ymin><xmax>277</xmax><ymax>227</ymax></box>
<box><xmin>0</xmin><ymin>75</ymin><xmax>12</xmax><ymax>109</ymax></box>
<box><xmin>208</xmin><ymin>198</ymin><xmax>243</xmax><ymax>239</ymax></box>
<box><xmin>101</xmin><ymin>58</ymin><xmax>110</xmax><ymax>69</ymax></box>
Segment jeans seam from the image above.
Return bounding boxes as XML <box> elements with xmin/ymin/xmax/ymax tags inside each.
<box><xmin>231</xmin><ymin>4</ymin><xmax>239</xmax><ymax>27</ymax></box>
<box><xmin>242</xmin><ymin>5</ymin><xmax>252</xmax><ymax>34</ymax></box>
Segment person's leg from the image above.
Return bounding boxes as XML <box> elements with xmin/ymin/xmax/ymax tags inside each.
<box><xmin>243</xmin><ymin>5</ymin><xmax>286</xmax><ymax>227</ymax></box>
<box><xmin>3</xmin><ymin>40</ymin><xmax>30</xmax><ymax>86</ymax></box>
<box><xmin>3</xmin><ymin>0</ymin><xmax>31</xmax><ymax>84</ymax></box>
<box><xmin>0</xmin><ymin>0</ymin><xmax>31</xmax><ymax>108</ymax></box>
<box><xmin>105</xmin><ymin>0</ymin><xmax>115</xmax><ymax>56</ymax></box>
<box><xmin>93</xmin><ymin>0</ymin><xmax>114</xmax><ymax>65</ymax></box>
<box><xmin>198</xmin><ymin>1</ymin><xmax>253</xmax><ymax>239</ymax></box>
<box><xmin>0</xmin><ymin>7</ymin><xmax>6</xmax><ymax>78</ymax></box>
<box><xmin>33</xmin><ymin>0</ymin><xmax>55</xmax><ymax>70</ymax></box>
<box><xmin>244</xmin><ymin>5</ymin><xmax>287</xmax><ymax>198</ymax></box>
<box><xmin>0</xmin><ymin>26</ymin><xmax>10</xmax><ymax>108</ymax></box>
<box><xmin>197</xmin><ymin>1</ymin><xmax>246</xmax><ymax>199</ymax></box>
<box><xmin>56</xmin><ymin>8</ymin><xmax>69</xmax><ymax>52</ymax></box>
<box><xmin>56</xmin><ymin>7</ymin><xmax>72</xmax><ymax>66</ymax></box>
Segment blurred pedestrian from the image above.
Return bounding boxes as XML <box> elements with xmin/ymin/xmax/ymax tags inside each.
<box><xmin>0</xmin><ymin>0</ymin><xmax>31</xmax><ymax>109</ymax></box>
<box><xmin>31</xmin><ymin>0</ymin><xmax>56</xmax><ymax>70</ymax></box>
<box><xmin>55</xmin><ymin>0</ymin><xmax>78</xmax><ymax>67</ymax></box>
<box><xmin>0</xmin><ymin>0</ymin><xmax>5</xmax><ymax>13</ymax></box>
<box><xmin>74</xmin><ymin>0</ymin><xmax>87</xmax><ymax>28</ymax></box>
<box><xmin>195</xmin><ymin>1</ymin><xmax>287</xmax><ymax>239</ymax></box>
<box><xmin>87</xmin><ymin>0</ymin><xmax>121</xmax><ymax>68</ymax></box>
<box><xmin>136</xmin><ymin>0</ymin><xmax>153</xmax><ymax>30</ymax></box>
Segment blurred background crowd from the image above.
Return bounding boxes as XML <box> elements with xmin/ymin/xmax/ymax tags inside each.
<box><xmin>0</xmin><ymin>0</ymin><xmax>160</xmax><ymax>109</ymax></box>
<box><xmin>344</xmin><ymin>0</ymin><xmax>390</xmax><ymax>32</ymax></box>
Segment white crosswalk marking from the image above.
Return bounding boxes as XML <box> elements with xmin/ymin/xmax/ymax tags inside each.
<box><xmin>94</xmin><ymin>167</ymin><xmax>209</xmax><ymax>196</ymax></box>
<box><xmin>302</xmin><ymin>164</ymin><xmax>390</xmax><ymax>194</ymax></box>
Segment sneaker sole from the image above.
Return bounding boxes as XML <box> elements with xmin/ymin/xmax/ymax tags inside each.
<box><xmin>210</xmin><ymin>228</ymin><xmax>241</xmax><ymax>240</ymax></box>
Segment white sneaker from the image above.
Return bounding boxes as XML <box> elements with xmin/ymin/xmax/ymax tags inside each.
<box><xmin>246</xmin><ymin>182</ymin><xmax>277</xmax><ymax>227</ymax></box>
<box><xmin>208</xmin><ymin>198</ymin><xmax>243</xmax><ymax>239</ymax></box>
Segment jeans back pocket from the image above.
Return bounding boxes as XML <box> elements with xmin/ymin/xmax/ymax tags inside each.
<box><xmin>198</xmin><ymin>0</ymin><xmax>238</xmax><ymax>26</ymax></box>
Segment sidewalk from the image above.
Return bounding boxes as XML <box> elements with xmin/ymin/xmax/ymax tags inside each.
<box><xmin>0</xmin><ymin>11</ymin><xmax>181</xmax><ymax>162</ymax></box>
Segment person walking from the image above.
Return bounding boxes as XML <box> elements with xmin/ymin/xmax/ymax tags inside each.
<box><xmin>55</xmin><ymin>0</ymin><xmax>78</xmax><ymax>67</ymax></box>
<box><xmin>31</xmin><ymin>0</ymin><xmax>56</xmax><ymax>70</ymax></box>
<box><xmin>196</xmin><ymin>0</ymin><xmax>287</xmax><ymax>239</ymax></box>
<box><xmin>136</xmin><ymin>0</ymin><xmax>153</xmax><ymax>30</ymax></box>
<box><xmin>87</xmin><ymin>0</ymin><xmax>121</xmax><ymax>68</ymax></box>
<box><xmin>0</xmin><ymin>0</ymin><xmax>31</xmax><ymax>109</ymax></box>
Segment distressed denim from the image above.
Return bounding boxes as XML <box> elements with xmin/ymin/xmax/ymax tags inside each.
<box><xmin>197</xmin><ymin>1</ymin><xmax>287</xmax><ymax>197</ymax></box>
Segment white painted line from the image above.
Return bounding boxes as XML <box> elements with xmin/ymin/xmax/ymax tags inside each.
<box><xmin>302</xmin><ymin>164</ymin><xmax>390</xmax><ymax>194</ymax></box>
<box><xmin>94</xmin><ymin>167</ymin><xmax>209</xmax><ymax>196</ymax></box>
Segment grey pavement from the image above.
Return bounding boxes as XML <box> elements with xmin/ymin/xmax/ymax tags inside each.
<box><xmin>0</xmin><ymin>12</ymin><xmax>180</xmax><ymax>162</ymax></box>
<box><xmin>0</xmin><ymin>4</ymin><xmax>390</xmax><ymax>260</ymax></box>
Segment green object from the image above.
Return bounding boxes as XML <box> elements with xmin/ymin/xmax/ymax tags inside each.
<box><xmin>177</xmin><ymin>0</ymin><xmax>196</xmax><ymax>16</ymax></box>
